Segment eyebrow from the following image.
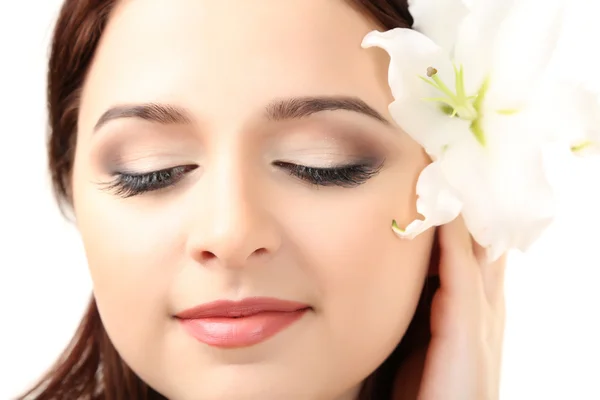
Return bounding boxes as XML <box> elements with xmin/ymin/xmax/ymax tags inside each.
<box><xmin>94</xmin><ymin>103</ymin><xmax>192</xmax><ymax>132</ymax></box>
<box><xmin>94</xmin><ymin>96</ymin><xmax>390</xmax><ymax>132</ymax></box>
<box><xmin>265</xmin><ymin>96</ymin><xmax>390</xmax><ymax>125</ymax></box>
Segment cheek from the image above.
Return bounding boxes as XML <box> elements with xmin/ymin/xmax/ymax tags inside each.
<box><xmin>303</xmin><ymin>202</ymin><xmax>432</xmax><ymax>330</ymax></box>
<box><xmin>284</xmin><ymin>182</ymin><xmax>433</xmax><ymax>382</ymax></box>
<box><xmin>73</xmin><ymin>184</ymin><xmax>186</xmax><ymax>364</ymax></box>
<box><xmin>77</xmin><ymin>199</ymin><xmax>181</xmax><ymax>294</ymax></box>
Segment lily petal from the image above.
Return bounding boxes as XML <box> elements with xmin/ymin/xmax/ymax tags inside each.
<box><xmin>452</xmin><ymin>0</ymin><xmax>517</xmax><ymax>95</ymax></box>
<box><xmin>388</xmin><ymin>97</ymin><xmax>472</xmax><ymax>160</ymax></box>
<box><xmin>408</xmin><ymin>0</ymin><xmax>471</xmax><ymax>56</ymax></box>
<box><xmin>362</xmin><ymin>29</ymin><xmax>453</xmax><ymax>101</ymax></box>
<box><xmin>362</xmin><ymin>29</ymin><xmax>468</xmax><ymax>158</ymax></box>
<box><xmin>485</xmin><ymin>0</ymin><xmax>566</xmax><ymax>109</ymax></box>
<box><xmin>392</xmin><ymin>162</ymin><xmax>462</xmax><ymax>239</ymax></box>
<box><xmin>440</xmin><ymin>112</ymin><xmax>556</xmax><ymax>262</ymax></box>
<box><xmin>533</xmin><ymin>83</ymin><xmax>600</xmax><ymax>155</ymax></box>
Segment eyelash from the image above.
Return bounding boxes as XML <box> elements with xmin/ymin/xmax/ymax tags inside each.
<box><xmin>273</xmin><ymin>161</ymin><xmax>382</xmax><ymax>188</ymax></box>
<box><xmin>102</xmin><ymin>165</ymin><xmax>198</xmax><ymax>198</ymax></box>
<box><xmin>102</xmin><ymin>161</ymin><xmax>382</xmax><ymax>198</ymax></box>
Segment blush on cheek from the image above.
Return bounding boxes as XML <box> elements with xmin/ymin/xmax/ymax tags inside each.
<box><xmin>79</xmin><ymin>206</ymin><xmax>178</xmax><ymax>337</ymax></box>
<box><xmin>312</xmin><ymin>234</ymin><xmax>429</xmax><ymax>396</ymax></box>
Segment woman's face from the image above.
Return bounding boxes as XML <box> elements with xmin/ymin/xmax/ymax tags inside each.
<box><xmin>72</xmin><ymin>0</ymin><xmax>434</xmax><ymax>399</ymax></box>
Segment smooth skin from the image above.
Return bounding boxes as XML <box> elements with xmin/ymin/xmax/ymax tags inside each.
<box><xmin>71</xmin><ymin>0</ymin><xmax>506</xmax><ymax>399</ymax></box>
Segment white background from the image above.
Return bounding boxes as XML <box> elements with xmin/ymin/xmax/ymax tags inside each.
<box><xmin>0</xmin><ymin>1</ymin><xmax>599</xmax><ymax>399</ymax></box>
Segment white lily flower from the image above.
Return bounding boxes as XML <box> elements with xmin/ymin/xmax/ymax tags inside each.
<box><xmin>362</xmin><ymin>0</ymin><xmax>575</xmax><ymax>262</ymax></box>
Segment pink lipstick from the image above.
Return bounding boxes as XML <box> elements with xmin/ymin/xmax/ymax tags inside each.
<box><xmin>175</xmin><ymin>297</ymin><xmax>310</xmax><ymax>348</ymax></box>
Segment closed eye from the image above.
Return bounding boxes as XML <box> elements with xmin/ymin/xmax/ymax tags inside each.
<box><xmin>273</xmin><ymin>160</ymin><xmax>382</xmax><ymax>188</ymax></box>
<box><xmin>100</xmin><ymin>165</ymin><xmax>198</xmax><ymax>198</ymax></box>
<box><xmin>99</xmin><ymin>159</ymin><xmax>382</xmax><ymax>199</ymax></box>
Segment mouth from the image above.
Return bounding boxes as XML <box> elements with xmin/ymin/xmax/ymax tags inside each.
<box><xmin>175</xmin><ymin>297</ymin><xmax>311</xmax><ymax>348</ymax></box>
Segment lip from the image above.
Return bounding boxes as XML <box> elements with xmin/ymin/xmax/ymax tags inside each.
<box><xmin>175</xmin><ymin>297</ymin><xmax>311</xmax><ymax>348</ymax></box>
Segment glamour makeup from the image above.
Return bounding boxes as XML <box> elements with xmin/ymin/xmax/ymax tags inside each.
<box><xmin>175</xmin><ymin>297</ymin><xmax>311</xmax><ymax>348</ymax></box>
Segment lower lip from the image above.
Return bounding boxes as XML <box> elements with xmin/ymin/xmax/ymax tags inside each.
<box><xmin>178</xmin><ymin>309</ymin><xmax>309</xmax><ymax>348</ymax></box>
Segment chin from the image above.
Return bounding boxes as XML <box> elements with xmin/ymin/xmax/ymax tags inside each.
<box><xmin>158</xmin><ymin>379</ymin><xmax>328</xmax><ymax>400</ymax></box>
<box><xmin>147</xmin><ymin>362</ymin><xmax>356</xmax><ymax>400</ymax></box>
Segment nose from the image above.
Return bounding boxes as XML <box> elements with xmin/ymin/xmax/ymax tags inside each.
<box><xmin>185</xmin><ymin>161</ymin><xmax>282</xmax><ymax>269</ymax></box>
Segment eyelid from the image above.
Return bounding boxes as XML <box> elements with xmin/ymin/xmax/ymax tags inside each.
<box><xmin>273</xmin><ymin>154</ymin><xmax>384</xmax><ymax>169</ymax></box>
<box><xmin>106</xmin><ymin>154</ymin><xmax>199</xmax><ymax>174</ymax></box>
<box><xmin>277</xmin><ymin>151</ymin><xmax>370</xmax><ymax>165</ymax></box>
<box><xmin>270</xmin><ymin>116</ymin><xmax>395</xmax><ymax>151</ymax></box>
<box><xmin>90</xmin><ymin>128</ymin><xmax>202</xmax><ymax>171</ymax></box>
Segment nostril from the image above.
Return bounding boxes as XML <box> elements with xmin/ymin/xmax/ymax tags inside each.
<box><xmin>193</xmin><ymin>247</ymin><xmax>271</xmax><ymax>266</ymax></box>
<box><xmin>253</xmin><ymin>248</ymin><xmax>268</xmax><ymax>257</ymax></box>
<box><xmin>199</xmin><ymin>251</ymin><xmax>217</xmax><ymax>262</ymax></box>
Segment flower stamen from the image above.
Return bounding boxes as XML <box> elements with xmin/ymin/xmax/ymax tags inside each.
<box><xmin>571</xmin><ymin>140</ymin><xmax>593</xmax><ymax>153</ymax></box>
<box><xmin>421</xmin><ymin>65</ymin><xmax>478</xmax><ymax>121</ymax></box>
<box><xmin>421</xmin><ymin>65</ymin><xmax>488</xmax><ymax>146</ymax></box>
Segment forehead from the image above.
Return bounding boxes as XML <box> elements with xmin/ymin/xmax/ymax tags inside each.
<box><xmin>80</xmin><ymin>0</ymin><xmax>392</xmax><ymax>131</ymax></box>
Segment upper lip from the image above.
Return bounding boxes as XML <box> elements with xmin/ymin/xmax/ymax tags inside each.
<box><xmin>175</xmin><ymin>297</ymin><xmax>311</xmax><ymax>319</ymax></box>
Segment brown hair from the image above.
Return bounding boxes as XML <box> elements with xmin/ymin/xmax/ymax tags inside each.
<box><xmin>22</xmin><ymin>1</ymin><xmax>438</xmax><ymax>399</ymax></box>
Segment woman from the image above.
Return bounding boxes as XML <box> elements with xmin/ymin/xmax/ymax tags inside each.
<box><xmin>21</xmin><ymin>0</ymin><xmax>506</xmax><ymax>399</ymax></box>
